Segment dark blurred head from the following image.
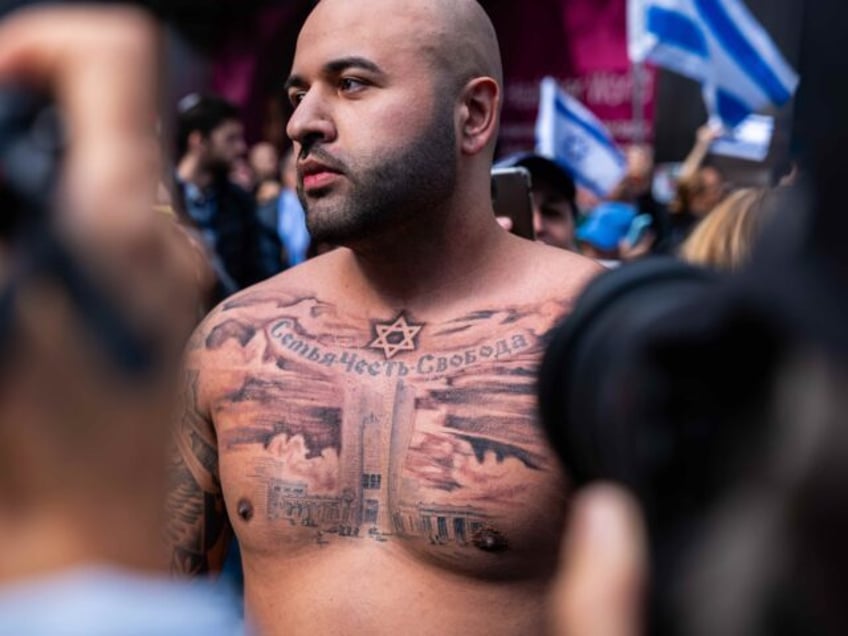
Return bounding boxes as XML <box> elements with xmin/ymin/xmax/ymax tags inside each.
<box><xmin>176</xmin><ymin>94</ymin><xmax>246</xmax><ymax>174</ymax></box>
<box><xmin>617</xmin><ymin>145</ymin><xmax>655</xmax><ymax>200</ymax></box>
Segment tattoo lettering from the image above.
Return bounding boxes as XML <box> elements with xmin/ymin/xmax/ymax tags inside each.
<box><xmin>269</xmin><ymin>319</ymin><xmax>532</xmax><ymax>378</ymax></box>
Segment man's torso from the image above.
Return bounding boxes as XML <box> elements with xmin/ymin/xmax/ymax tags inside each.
<box><xmin>189</xmin><ymin>248</ymin><xmax>596</xmax><ymax>634</ymax></box>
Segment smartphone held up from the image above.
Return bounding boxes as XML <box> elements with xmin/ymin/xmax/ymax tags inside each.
<box><xmin>491</xmin><ymin>167</ymin><xmax>535</xmax><ymax>240</ymax></box>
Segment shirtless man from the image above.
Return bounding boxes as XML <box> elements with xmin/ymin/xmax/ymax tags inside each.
<box><xmin>167</xmin><ymin>0</ymin><xmax>601</xmax><ymax>633</ymax></box>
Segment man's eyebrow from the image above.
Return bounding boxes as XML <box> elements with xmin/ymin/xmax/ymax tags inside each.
<box><xmin>284</xmin><ymin>56</ymin><xmax>384</xmax><ymax>91</ymax></box>
<box><xmin>323</xmin><ymin>56</ymin><xmax>383</xmax><ymax>76</ymax></box>
<box><xmin>284</xmin><ymin>74</ymin><xmax>307</xmax><ymax>92</ymax></box>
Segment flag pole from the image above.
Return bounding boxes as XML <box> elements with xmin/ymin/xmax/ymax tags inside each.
<box><xmin>631</xmin><ymin>60</ymin><xmax>646</xmax><ymax>146</ymax></box>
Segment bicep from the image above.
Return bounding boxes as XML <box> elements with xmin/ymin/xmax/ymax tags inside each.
<box><xmin>166</xmin><ymin>368</ymin><xmax>232</xmax><ymax>576</ymax></box>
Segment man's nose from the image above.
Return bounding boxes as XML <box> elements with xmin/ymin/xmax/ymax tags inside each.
<box><xmin>286</xmin><ymin>88</ymin><xmax>337</xmax><ymax>148</ymax></box>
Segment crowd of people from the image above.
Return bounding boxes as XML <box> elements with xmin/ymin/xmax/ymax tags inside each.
<box><xmin>168</xmin><ymin>96</ymin><xmax>779</xmax><ymax>310</ymax></box>
<box><xmin>0</xmin><ymin>0</ymin><xmax>842</xmax><ymax>635</ymax></box>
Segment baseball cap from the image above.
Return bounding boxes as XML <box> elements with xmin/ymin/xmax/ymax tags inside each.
<box><xmin>575</xmin><ymin>201</ymin><xmax>637</xmax><ymax>251</ymax></box>
<box><xmin>495</xmin><ymin>152</ymin><xmax>576</xmax><ymax>206</ymax></box>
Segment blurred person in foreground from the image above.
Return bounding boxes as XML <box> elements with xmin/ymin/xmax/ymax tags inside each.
<box><xmin>175</xmin><ymin>94</ymin><xmax>283</xmax><ymax>302</ymax></box>
<box><xmin>495</xmin><ymin>152</ymin><xmax>578</xmax><ymax>250</ymax></box>
<box><xmin>548</xmin><ymin>355</ymin><xmax>848</xmax><ymax>636</ymax></box>
<box><xmin>0</xmin><ymin>5</ymin><xmax>242</xmax><ymax>634</ymax></box>
<box><xmin>166</xmin><ymin>0</ymin><xmax>601</xmax><ymax>633</ymax></box>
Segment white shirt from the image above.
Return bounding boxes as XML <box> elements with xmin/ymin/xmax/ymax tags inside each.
<box><xmin>0</xmin><ymin>566</ymin><xmax>246</xmax><ymax>636</ymax></box>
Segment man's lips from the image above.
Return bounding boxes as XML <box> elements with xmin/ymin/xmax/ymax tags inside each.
<box><xmin>302</xmin><ymin>171</ymin><xmax>341</xmax><ymax>190</ymax></box>
<box><xmin>299</xmin><ymin>159</ymin><xmax>344</xmax><ymax>192</ymax></box>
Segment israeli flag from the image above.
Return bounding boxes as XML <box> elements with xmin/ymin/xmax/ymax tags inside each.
<box><xmin>628</xmin><ymin>0</ymin><xmax>799</xmax><ymax>127</ymax></box>
<box><xmin>535</xmin><ymin>77</ymin><xmax>627</xmax><ymax>198</ymax></box>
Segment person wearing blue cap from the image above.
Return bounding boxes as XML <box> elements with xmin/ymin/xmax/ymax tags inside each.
<box><xmin>575</xmin><ymin>201</ymin><xmax>638</xmax><ymax>266</ymax></box>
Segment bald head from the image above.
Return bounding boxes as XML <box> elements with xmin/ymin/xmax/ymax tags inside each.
<box><xmin>287</xmin><ymin>0</ymin><xmax>503</xmax><ymax>230</ymax></box>
<box><xmin>417</xmin><ymin>0</ymin><xmax>503</xmax><ymax>90</ymax></box>
<box><xmin>304</xmin><ymin>0</ymin><xmax>503</xmax><ymax>95</ymax></box>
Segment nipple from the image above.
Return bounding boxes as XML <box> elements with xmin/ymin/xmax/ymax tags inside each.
<box><xmin>471</xmin><ymin>525</ymin><xmax>509</xmax><ymax>553</ymax></box>
<box><xmin>237</xmin><ymin>498</ymin><xmax>254</xmax><ymax>522</ymax></box>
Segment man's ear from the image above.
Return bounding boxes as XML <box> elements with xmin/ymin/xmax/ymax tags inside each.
<box><xmin>457</xmin><ymin>76</ymin><xmax>500</xmax><ymax>156</ymax></box>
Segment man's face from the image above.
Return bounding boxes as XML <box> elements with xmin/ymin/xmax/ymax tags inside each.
<box><xmin>285</xmin><ymin>2</ymin><xmax>458</xmax><ymax>245</ymax></box>
<box><xmin>531</xmin><ymin>178</ymin><xmax>576</xmax><ymax>250</ymax></box>
<box><xmin>204</xmin><ymin>119</ymin><xmax>247</xmax><ymax>174</ymax></box>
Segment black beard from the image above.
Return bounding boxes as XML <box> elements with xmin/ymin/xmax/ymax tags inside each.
<box><xmin>297</xmin><ymin>100</ymin><xmax>457</xmax><ymax>246</ymax></box>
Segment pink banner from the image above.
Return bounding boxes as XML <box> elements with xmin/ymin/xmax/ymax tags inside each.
<box><xmin>487</xmin><ymin>0</ymin><xmax>656</xmax><ymax>157</ymax></box>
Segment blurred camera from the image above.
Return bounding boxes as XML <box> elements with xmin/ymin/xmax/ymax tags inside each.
<box><xmin>0</xmin><ymin>87</ymin><xmax>62</xmax><ymax>238</ymax></box>
<box><xmin>538</xmin><ymin>257</ymin><xmax>799</xmax><ymax>633</ymax></box>
<box><xmin>0</xmin><ymin>86</ymin><xmax>155</xmax><ymax>375</ymax></box>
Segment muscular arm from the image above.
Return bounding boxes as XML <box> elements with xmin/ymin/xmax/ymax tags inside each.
<box><xmin>166</xmin><ymin>366</ymin><xmax>232</xmax><ymax>576</ymax></box>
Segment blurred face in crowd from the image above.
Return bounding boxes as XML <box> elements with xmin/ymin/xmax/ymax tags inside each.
<box><xmin>621</xmin><ymin>145</ymin><xmax>654</xmax><ymax>198</ymax></box>
<box><xmin>285</xmin><ymin>0</ymin><xmax>458</xmax><ymax>245</ymax></box>
<box><xmin>691</xmin><ymin>166</ymin><xmax>726</xmax><ymax>216</ymax></box>
<box><xmin>250</xmin><ymin>142</ymin><xmax>280</xmax><ymax>182</ymax></box>
<box><xmin>203</xmin><ymin>118</ymin><xmax>247</xmax><ymax>174</ymax></box>
<box><xmin>532</xmin><ymin>177</ymin><xmax>576</xmax><ymax>250</ymax></box>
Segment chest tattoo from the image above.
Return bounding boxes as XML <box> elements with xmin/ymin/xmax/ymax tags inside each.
<box><xmin>208</xmin><ymin>294</ymin><xmax>573</xmax><ymax>558</ymax></box>
<box><xmin>367</xmin><ymin>312</ymin><xmax>424</xmax><ymax>360</ymax></box>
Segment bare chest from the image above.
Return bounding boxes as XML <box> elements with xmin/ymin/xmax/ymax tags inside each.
<box><xmin>205</xmin><ymin>302</ymin><xmax>569</xmax><ymax>577</ymax></box>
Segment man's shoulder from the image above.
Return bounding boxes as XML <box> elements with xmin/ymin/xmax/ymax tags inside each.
<box><xmin>505</xmin><ymin>240</ymin><xmax>604</xmax><ymax>298</ymax></box>
<box><xmin>535</xmin><ymin>242</ymin><xmax>604</xmax><ymax>275</ymax></box>
<box><xmin>189</xmin><ymin>249</ymin><xmax>345</xmax><ymax>341</ymax></box>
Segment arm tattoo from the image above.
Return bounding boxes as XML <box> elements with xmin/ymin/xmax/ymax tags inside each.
<box><xmin>166</xmin><ymin>369</ymin><xmax>231</xmax><ymax>576</ymax></box>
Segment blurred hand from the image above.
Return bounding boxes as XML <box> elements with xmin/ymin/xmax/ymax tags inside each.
<box><xmin>619</xmin><ymin>230</ymin><xmax>655</xmax><ymax>262</ymax></box>
<box><xmin>496</xmin><ymin>215</ymin><xmax>513</xmax><ymax>232</ymax></box>
<box><xmin>0</xmin><ymin>6</ymin><xmax>196</xmax><ymax>345</ymax></box>
<box><xmin>695</xmin><ymin>123</ymin><xmax>723</xmax><ymax>147</ymax></box>
<box><xmin>550</xmin><ymin>484</ymin><xmax>646</xmax><ymax>636</ymax></box>
<box><xmin>0</xmin><ymin>5</ymin><xmax>160</xmax><ymax>239</ymax></box>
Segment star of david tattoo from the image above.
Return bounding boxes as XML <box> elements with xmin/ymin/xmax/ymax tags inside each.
<box><xmin>367</xmin><ymin>313</ymin><xmax>424</xmax><ymax>360</ymax></box>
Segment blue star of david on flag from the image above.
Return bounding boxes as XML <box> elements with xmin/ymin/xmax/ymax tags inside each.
<box><xmin>535</xmin><ymin>78</ymin><xmax>627</xmax><ymax>198</ymax></box>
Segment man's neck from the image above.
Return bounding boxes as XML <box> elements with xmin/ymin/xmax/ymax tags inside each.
<box><xmin>342</xmin><ymin>191</ymin><xmax>512</xmax><ymax>314</ymax></box>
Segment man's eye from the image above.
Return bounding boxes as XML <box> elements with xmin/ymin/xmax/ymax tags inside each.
<box><xmin>288</xmin><ymin>91</ymin><xmax>306</xmax><ymax>107</ymax></box>
<box><xmin>339</xmin><ymin>78</ymin><xmax>366</xmax><ymax>92</ymax></box>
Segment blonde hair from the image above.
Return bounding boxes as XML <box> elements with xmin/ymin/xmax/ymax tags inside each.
<box><xmin>680</xmin><ymin>188</ymin><xmax>772</xmax><ymax>270</ymax></box>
